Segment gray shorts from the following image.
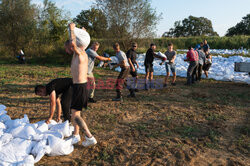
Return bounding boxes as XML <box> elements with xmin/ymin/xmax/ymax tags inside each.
<box><xmin>165</xmin><ymin>63</ymin><xmax>176</xmax><ymax>73</ymax></box>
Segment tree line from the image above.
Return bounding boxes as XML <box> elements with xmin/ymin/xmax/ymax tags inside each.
<box><xmin>0</xmin><ymin>0</ymin><xmax>249</xmax><ymax>63</ymax></box>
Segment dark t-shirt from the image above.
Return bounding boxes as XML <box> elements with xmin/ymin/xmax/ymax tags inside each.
<box><xmin>144</xmin><ymin>48</ymin><xmax>155</xmax><ymax>65</ymax></box>
<box><xmin>203</xmin><ymin>44</ymin><xmax>210</xmax><ymax>52</ymax></box>
<box><xmin>126</xmin><ymin>48</ymin><xmax>137</xmax><ymax>65</ymax></box>
<box><xmin>46</xmin><ymin>78</ymin><xmax>73</xmax><ymax>98</ymax></box>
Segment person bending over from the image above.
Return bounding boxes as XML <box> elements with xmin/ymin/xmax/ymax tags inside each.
<box><xmin>35</xmin><ymin>78</ymin><xmax>73</xmax><ymax>124</ymax></box>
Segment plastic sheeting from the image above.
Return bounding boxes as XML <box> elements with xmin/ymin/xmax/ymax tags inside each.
<box><xmin>0</xmin><ymin>104</ymin><xmax>75</xmax><ymax>165</ymax></box>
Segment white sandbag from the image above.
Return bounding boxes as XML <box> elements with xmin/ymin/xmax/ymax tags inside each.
<box><xmin>69</xmin><ymin>27</ymin><xmax>90</xmax><ymax>50</ymax></box>
<box><xmin>108</xmin><ymin>56</ymin><xmax>119</xmax><ymax>69</ymax></box>
<box><xmin>47</xmin><ymin>135</ymin><xmax>74</xmax><ymax>156</ymax></box>
<box><xmin>0</xmin><ymin>122</ymin><xmax>6</xmax><ymax>129</ymax></box>
<box><xmin>0</xmin><ymin>138</ymin><xmax>35</xmax><ymax>164</ymax></box>
<box><xmin>5</xmin><ymin>114</ymin><xmax>29</xmax><ymax>130</ymax></box>
<box><xmin>36</xmin><ymin>122</ymin><xmax>48</xmax><ymax>133</ymax></box>
<box><xmin>0</xmin><ymin>105</ymin><xmax>6</xmax><ymax>112</ymax></box>
<box><xmin>157</xmin><ymin>51</ymin><xmax>167</xmax><ymax>59</ymax></box>
<box><xmin>0</xmin><ymin>114</ymin><xmax>11</xmax><ymax>123</ymax></box>
<box><xmin>11</xmin><ymin>125</ymin><xmax>37</xmax><ymax>140</ymax></box>
<box><xmin>31</xmin><ymin>139</ymin><xmax>51</xmax><ymax>163</ymax></box>
<box><xmin>0</xmin><ymin>133</ymin><xmax>13</xmax><ymax>147</ymax></box>
<box><xmin>97</xmin><ymin>61</ymin><xmax>104</xmax><ymax>68</ymax></box>
<box><xmin>0</xmin><ymin>110</ymin><xmax>7</xmax><ymax>116</ymax></box>
<box><xmin>47</xmin><ymin>120</ymin><xmax>58</xmax><ymax>129</ymax></box>
<box><xmin>49</xmin><ymin>120</ymin><xmax>71</xmax><ymax>137</ymax></box>
<box><xmin>16</xmin><ymin>155</ymin><xmax>35</xmax><ymax>166</ymax></box>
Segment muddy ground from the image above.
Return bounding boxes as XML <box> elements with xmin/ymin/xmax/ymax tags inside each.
<box><xmin>0</xmin><ymin>64</ymin><xmax>249</xmax><ymax>166</ymax></box>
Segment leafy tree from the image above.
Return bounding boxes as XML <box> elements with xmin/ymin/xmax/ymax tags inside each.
<box><xmin>0</xmin><ymin>0</ymin><xmax>37</xmax><ymax>56</ymax></box>
<box><xmin>73</xmin><ymin>8</ymin><xmax>108</xmax><ymax>39</ymax></box>
<box><xmin>163</xmin><ymin>16</ymin><xmax>218</xmax><ymax>37</ymax></box>
<box><xmin>95</xmin><ymin>0</ymin><xmax>161</xmax><ymax>48</ymax></box>
<box><xmin>226</xmin><ymin>14</ymin><xmax>250</xmax><ymax>36</ymax></box>
<box><xmin>34</xmin><ymin>0</ymin><xmax>70</xmax><ymax>56</ymax></box>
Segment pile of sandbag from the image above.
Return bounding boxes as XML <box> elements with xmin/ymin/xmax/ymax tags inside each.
<box><xmin>0</xmin><ymin>104</ymin><xmax>75</xmax><ymax>165</ymax></box>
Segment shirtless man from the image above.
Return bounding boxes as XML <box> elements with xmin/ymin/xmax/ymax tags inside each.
<box><xmin>64</xmin><ymin>23</ymin><xmax>97</xmax><ymax>146</ymax></box>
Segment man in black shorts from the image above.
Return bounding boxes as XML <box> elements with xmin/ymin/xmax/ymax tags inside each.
<box><xmin>144</xmin><ymin>43</ymin><xmax>165</xmax><ymax>90</ymax></box>
<box><xmin>126</xmin><ymin>42</ymin><xmax>139</xmax><ymax>93</ymax></box>
<box><xmin>35</xmin><ymin>78</ymin><xmax>73</xmax><ymax>124</ymax></box>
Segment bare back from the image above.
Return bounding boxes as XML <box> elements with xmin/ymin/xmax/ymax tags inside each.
<box><xmin>71</xmin><ymin>49</ymin><xmax>88</xmax><ymax>84</ymax></box>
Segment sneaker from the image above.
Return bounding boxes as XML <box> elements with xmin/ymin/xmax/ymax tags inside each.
<box><xmin>67</xmin><ymin>134</ymin><xmax>81</xmax><ymax>144</ymax></box>
<box><xmin>88</xmin><ymin>98</ymin><xmax>97</xmax><ymax>103</ymax></box>
<box><xmin>112</xmin><ymin>96</ymin><xmax>123</xmax><ymax>101</ymax></box>
<box><xmin>82</xmin><ymin>136</ymin><xmax>97</xmax><ymax>147</ymax></box>
<box><xmin>163</xmin><ymin>83</ymin><xmax>167</xmax><ymax>88</ymax></box>
<box><xmin>171</xmin><ymin>82</ymin><xmax>176</xmax><ymax>86</ymax></box>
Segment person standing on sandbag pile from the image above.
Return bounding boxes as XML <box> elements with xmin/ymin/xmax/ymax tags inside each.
<box><xmin>144</xmin><ymin>43</ymin><xmax>166</xmax><ymax>90</ymax></box>
<box><xmin>86</xmin><ymin>41</ymin><xmax>111</xmax><ymax>103</ymax></box>
<box><xmin>112</xmin><ymin>43</ymin><xmax>134</xmax><ymax>101</ymax></box>
<box><xmin>126</xmin><ymin>42</ymin><xmax>139</xmax><ymax>94</ymax></box>
<box><xmin>64</xmin><ymin>23</ymin><xmax>97</xmax><ymax>147</ymax></box>
<box><xmin>35</xmin><ymin>78</ymin><xmax>73</xmax><ymax>124</ymax></box>
<box><xmin>184</xmin><ymin>46</ymin><xmax>199</xmax><ymax>85</ymax></box>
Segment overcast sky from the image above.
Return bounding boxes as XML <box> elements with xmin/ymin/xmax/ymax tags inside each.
<box><xmin>32</xmin><ymin>0</ymin><xmax>250</xmax><ymax>37</ymax></box>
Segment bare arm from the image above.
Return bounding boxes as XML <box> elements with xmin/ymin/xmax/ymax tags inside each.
<box><xmin>69</xmin><ymin>23</ymin><xmax>81</xmax><ymax>56</ymax></box>
<box><xmin>128</xmin><ymin>58</ymin><xmax>135</xmax><ymax>71</ymax></box>
<box><xmin>46</xmin><ymin>90</ymin><xmax>56</xmax><ymax>124</ymax></box>
<box><xmin>171</xmin><ymin>55</ymin><xmax>176</xmax><ymax>63</ymax></box>
<box><xmin>56</xmin><ymin>98</ymin><xmax>62</xmax><ymax>122</ymax></box>
<box><xmin>96</xmin><ymin>56</ymin><xmax>111</xmax><ymax>61</ymax></box>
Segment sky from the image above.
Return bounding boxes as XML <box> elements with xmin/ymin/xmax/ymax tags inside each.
<box><xmin>31</xmin><ymin>0</ymin><xmax>250</xmax><ymax>37</ymax></box>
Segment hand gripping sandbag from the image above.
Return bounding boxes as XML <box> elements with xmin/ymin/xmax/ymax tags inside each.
<box><xmin>69</xmin><ymin>27</ymin><xmax>90</xmax><ymax>50</ymax></box>
<box><xmin>49</xmin><ymin>120</ymin><xmax>72</xmax><ymax>137</ymax></box>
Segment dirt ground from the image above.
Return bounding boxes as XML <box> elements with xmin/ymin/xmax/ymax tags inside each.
<box><xmin>0</xmin><ymin>64</ymin><xmax>249</xmax><ymax>166</ymax></box>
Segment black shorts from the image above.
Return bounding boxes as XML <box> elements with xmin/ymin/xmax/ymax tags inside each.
<box><xmin>203</xmin><ymin>63</ymin><xmax>212</xmax><ymax>71</ymax></box>
<box><xmin>145</xmin><ymin>64</ymin><xmax>154</xmax><ymax>73</ymax></box>
<box><xmin>130</xmin><ymin>67</ymin><xmax>137</xmax><ymax>77</ymax></box>
<box><xmin>71</xmin><ymin>83</ymin><xmax>88</xmax><ymax>111</ymax></box>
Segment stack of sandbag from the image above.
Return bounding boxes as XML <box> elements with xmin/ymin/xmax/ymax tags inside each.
<box><xmin>0</xmin><ymin>104</ymin><xmax>75</xmax><ymax>165</ymax></box>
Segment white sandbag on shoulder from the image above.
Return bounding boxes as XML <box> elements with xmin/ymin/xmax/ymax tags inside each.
<box><xmin>0</xmin><ymin>138</ymin><xmax>35</xmax><ymax>164</ymax></box>
<box><xmin>31</xmin><ymin>139</ymin><xmax>51</xmax><ymax>163</ymax></box>
<box><xmin>47</xmin><ymin>135</ymin><xmax>74</xmax><ymax>156</ymax></box>
<box><xmin>49</xmin><ymin>120</ymin><xmax>72</xmax><ymax>137</ymax></box>
<box><xmin>69</xmin><ymin>27</ymin><xmax>90</xmax><ymax>50</ymax></box>
<box><xmin>0</xmin><ymin>114</ymin><xmax>11</xmax><ymax>123</ymax></box>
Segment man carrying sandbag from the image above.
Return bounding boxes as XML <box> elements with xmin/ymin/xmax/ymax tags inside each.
<box><xmin>35</xmin><ymin>78</ymin><xmax>73</xmax><ymax>124</ymax></box>
<box><xmin>86</xmin><ymin>42</ymin><xmax>111</xmax><ymax>103</ymax></box>
<box><xmin>64</xmin><ymin>23</ymin><xmax>97</xmax><ymax>146</ymax></box>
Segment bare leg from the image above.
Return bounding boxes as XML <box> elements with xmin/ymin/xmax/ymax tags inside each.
<box><xmin>71</xmin><ymin>109</ymin><xmax>92</xmax><ymax>138</ymax></box>
<box><xmin>145</xmin><ymin>72</ymin><xmax>149</xmax><ymax>89</ymax></box>
<box><xmin>150</xmin><ymin>72</ymin><xmax>154</xmax><ymax>88</ymax></box>
<box><xmin>204</xmin><ymin>71</ymin><xmax>208</xmax><ymax>78</ymax></box>
<box><xmin>172</xmin><ymin>72</ymin><xmax>176</xmax><ymax>83</ymax></box>
<box><xmin>165</xmin><ymin>72</ymin><xmax>170</xmax><ymax>84</ymax></box>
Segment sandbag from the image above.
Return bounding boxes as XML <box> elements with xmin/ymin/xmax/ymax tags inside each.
<box><xmin>0</xmin><ymin>105</ymin><xmax>6</xmax><ymax>112</ymax></box>
<box><xmin>0</xmin><ymin>114</ymin><xmax>11</xmax><ymax>123</ymax></box>
<box><xmin>31</xmin><ymin>139</ymin><xmax>51</xmax><ymax>163</ymax></box>
<box><xmin>11</xmin><ymin>125</ymin><xmax>37</xmax><ymax>140</ymax></box>
<box><xmin>47</xmin><ymin>135</ymin><xmax>74</xmax><ymax>156</ymax></box>
<box><xmin>49</xmin><ymin>120</ymin><xmax>72</xmax><ymax>137</ymax></box>
<box><xmin>69</xmin><ymin>27</ymin><xmax>90</xmax><ymax>50</ymax></box>
<box><xmin>108</xmin><ymin>56</ymin><xmax>119</xmax><ymax>69</ymax></box>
